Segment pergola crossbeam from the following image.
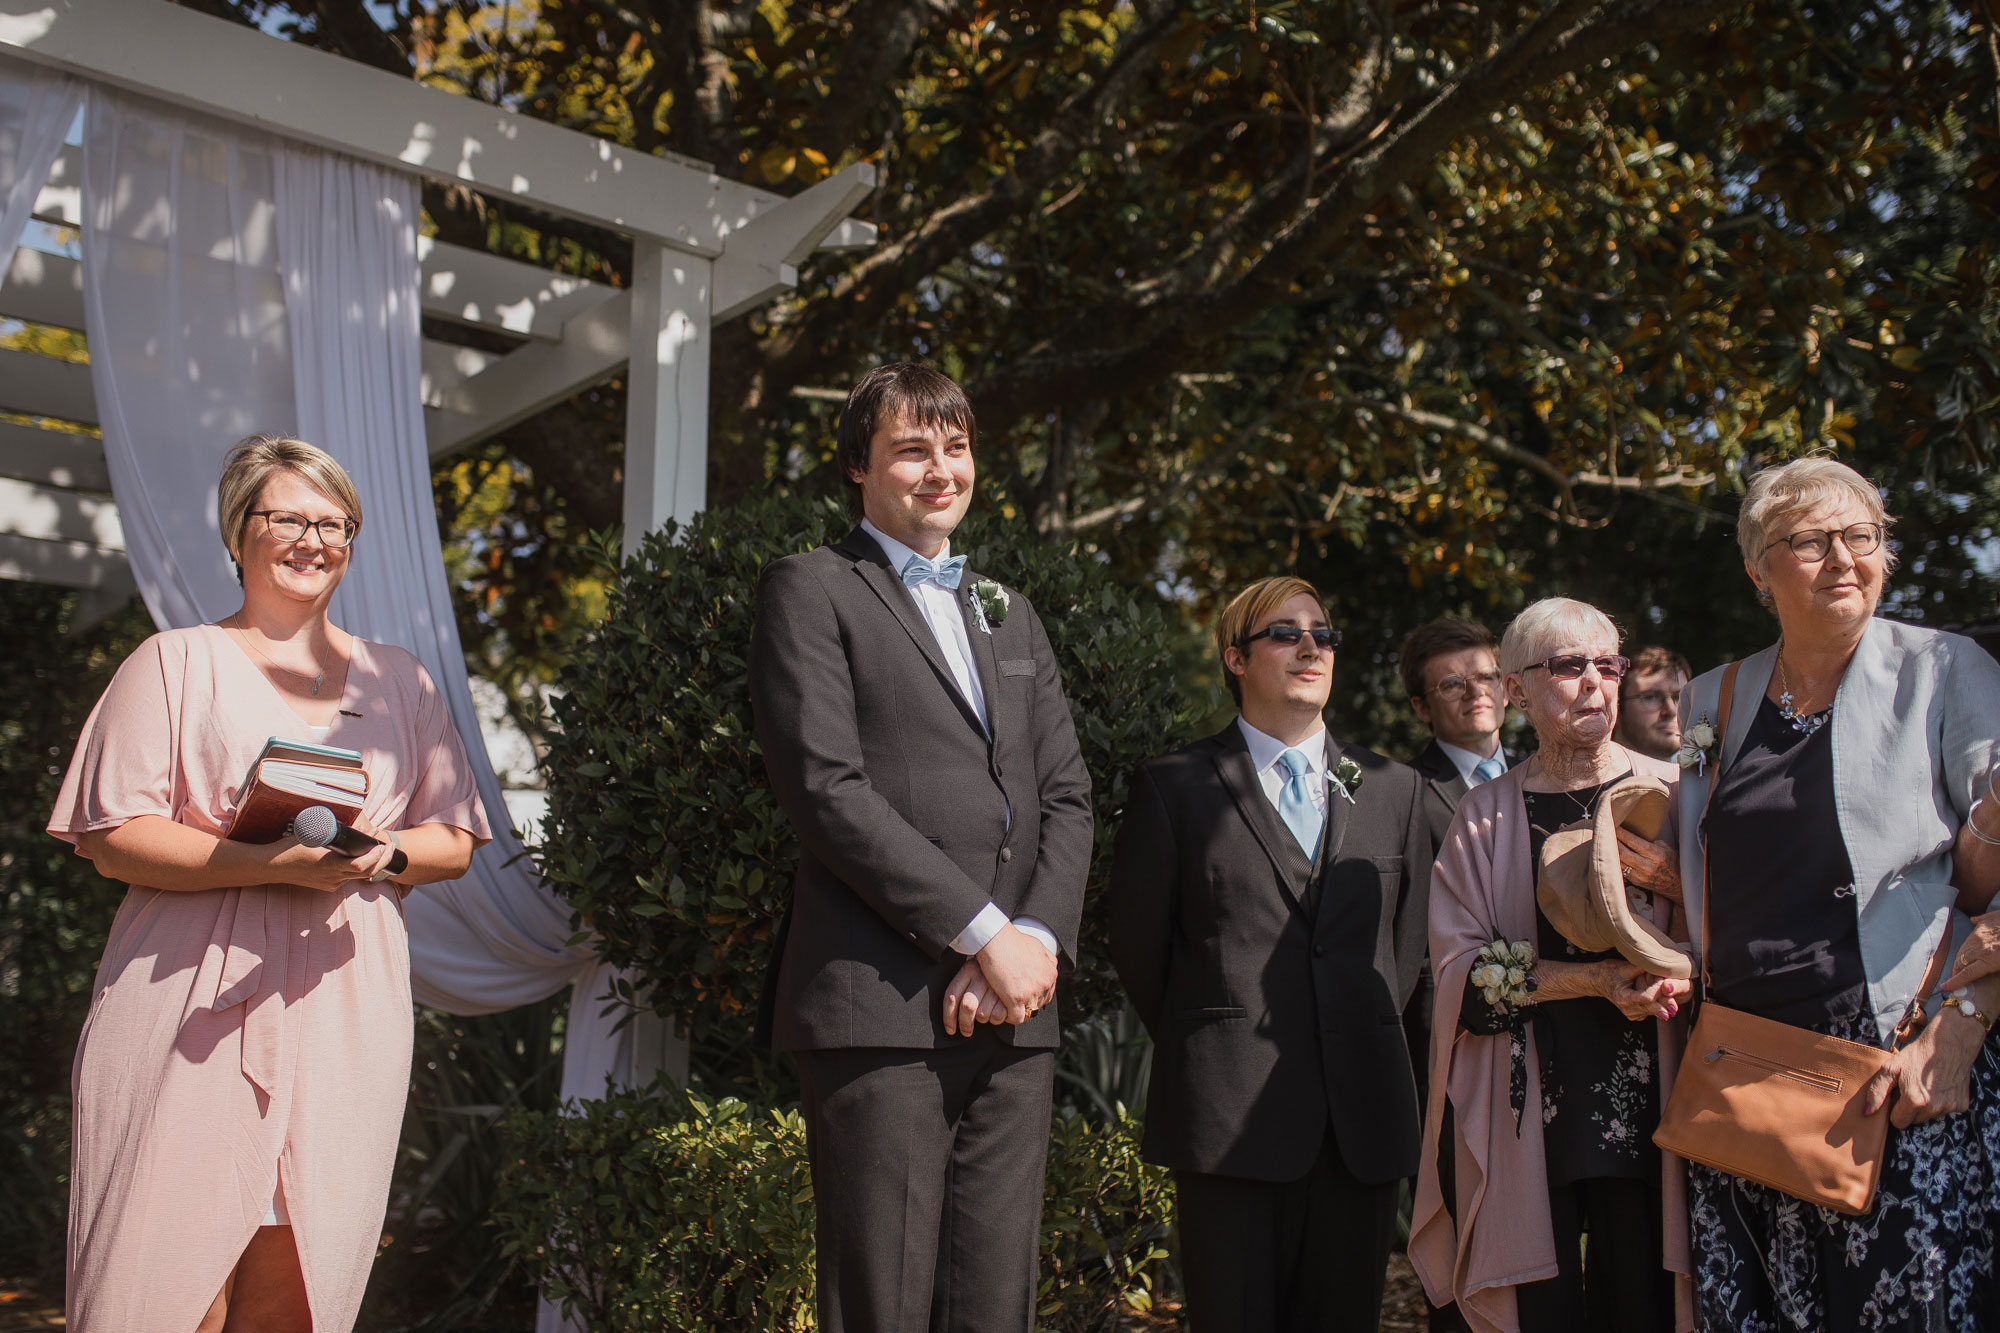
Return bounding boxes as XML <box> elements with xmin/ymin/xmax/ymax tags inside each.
<box><xmin>0</xmin><ymin>420</ymin><xmax>107</xmax><ymax>489</ymax></box>
<box><xmin>0</xmin><ymin>347</ymin><xmax>95</xmax><ymax>424</ymax></box>
<box><xmin>424</xmin><ymin>289</ymin><xmax>634</xmax><ymax>459</ymax></box>
<box><xmin>0</xmin><ymin>473</ymin><xmax>122</xmax><ymax>548</ymax></box>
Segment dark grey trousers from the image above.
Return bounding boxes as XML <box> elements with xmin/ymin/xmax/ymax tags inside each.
<box><xmin>795</xmin><ymin>1039</ymin><xmax>1055</xmax><ymax>1333</ymax></box>
<box><xmin>1174</xmin><ymin>1128</ymin><xmax>1399</xmax><ymax>1333</ymax></box>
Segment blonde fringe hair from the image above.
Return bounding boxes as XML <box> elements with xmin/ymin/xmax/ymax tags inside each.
<box><xmin>217</xmin><ymin>435</ymin><xmax>362</xmax><ymax>583</ymax></box>
<box><xmin>1214</xmin><ymin>576</ymin><xmax>1326</xmax><ymax>706</ymax></box>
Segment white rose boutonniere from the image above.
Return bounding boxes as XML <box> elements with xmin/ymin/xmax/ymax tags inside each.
<box><xmin>1676</xmin><ymin>713</ymin><xmax>1720</xmax><ymax>775</ymax></box>
<box><xmin>1473</xmin><ymin>936</ymin><xmax>1538</xmax><ymax>1013</ymax></box>
<box><xmin>969</xmin><ymin>580</ymin><xmax>1009</xmax><ymax>634</ymax></box>
<box><xmin>1329</xmin><ymin>754</ymin><xmax>1363</xmax><ymax>805</ymax></box>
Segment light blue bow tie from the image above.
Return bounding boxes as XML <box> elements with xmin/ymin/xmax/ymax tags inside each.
<box><xmin>901</xmin><ymin>552</ymin><xmax>967</xmax><ymax>590</ymax></box>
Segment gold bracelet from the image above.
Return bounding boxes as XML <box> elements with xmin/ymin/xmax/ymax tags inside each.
<box><xmin>1947</xmin><ymin>988</ymin><xmax>1997</xmax><ymax>1032</ymax></box>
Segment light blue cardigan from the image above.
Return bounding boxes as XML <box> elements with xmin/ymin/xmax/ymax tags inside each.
<box><xmin>1677</xmin><ymin>617</ymin><xmax>2000</xmax><ymax>1043</ymax></box>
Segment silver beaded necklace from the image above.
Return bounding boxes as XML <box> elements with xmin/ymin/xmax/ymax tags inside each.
<box><xmin>1774</xmin><ymin>646</ymin><xmax>1831</xmax><ymax>737</ymax></box>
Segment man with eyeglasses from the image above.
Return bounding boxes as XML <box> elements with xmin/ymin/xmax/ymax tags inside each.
<box><xmin>1109</xmin><ymin>576</ymin><xmax>1432</xmax><ymax>1333</ymax></box>
<box><xmin>1399</xmin><ymin>618</ymin><xmax>1511</xmax><ymax>851</ymax></box>
<box><xmin>1613</xmin><ymin>645</ymin><xmax>1692</xmax><ymax>762</ymax></box>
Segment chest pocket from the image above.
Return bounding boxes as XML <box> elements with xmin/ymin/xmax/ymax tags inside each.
<box><xmin>1000</xmin><ymin>659</ymin><xmax>1035</xmax><ymax>677</ymax></box>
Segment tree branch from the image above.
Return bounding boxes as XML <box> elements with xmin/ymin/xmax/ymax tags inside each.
<box><xmin>967</xmin><ymin>0</ymin><xmax>1743</xmax><ymax>434</ymax></box>
<box><xmin>802</xmin><ymin>0</ymin><xmax>941</xmax><ymax>163</ymax></box>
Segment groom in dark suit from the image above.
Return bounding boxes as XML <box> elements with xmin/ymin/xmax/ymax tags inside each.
<box><xmin>1109</xmin><ymin>577</ymin><xmax>1433</xmax><ymax>1332</ymax></box>
<box><xmin>750</xmin><ymin>363</ymin><xmax>1093</xmax><ymax>1333</ymax></box>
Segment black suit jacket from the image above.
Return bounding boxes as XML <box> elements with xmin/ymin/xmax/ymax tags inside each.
<box><xmin>1108</xmin><ymin>724</ymin><xmax>1433</xmax><ymax>1185</ymax></box>
<box><xmin>749</xmin><ymin>526</ymin><xmax>1093</xmax><ymax>1052</ymax></box>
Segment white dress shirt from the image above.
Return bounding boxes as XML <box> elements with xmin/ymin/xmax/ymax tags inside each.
<box><xmin>1236</xmin><ymin>717</ymin><xmax>1331</xmax><ymax>812</ymax></box>
<box><xmin>1437</xmin><ymin>736</ymin><xmax>1506</xmax><ymax>787</ymax></box>
<box><xmin>860</xmin><ymin>518</ymin><xmax>1054</xmax><ymax>959</ymax></box>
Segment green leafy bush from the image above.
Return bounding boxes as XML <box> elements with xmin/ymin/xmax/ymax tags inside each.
<box><xmin>535</xmin><ymin>493</ymin><xmax>1199</xmax><ymax>1034</ymax></box>
<box><xmin>493</xmin><ymin>1088</ymin><xmax>1176</xmax><ymax>1331</ymax></box>
<box><xmin>0</xmin><ymin>585</ymin><xmax>152</xmax><ymax>1283</ymax></box>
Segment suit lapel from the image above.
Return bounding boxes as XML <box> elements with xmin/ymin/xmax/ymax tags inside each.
<box><xmin>1212</xmin><ymin>729</ymin><xmax>1313</xmax><ymax>927</ymax></box>
<box><xmin>1319</xmin><ymin>739</ymin><xmax>1355</xmax><ymax>868</ymax></box>
<box><xmin>837</xmin><ymin>529</ymin><xmax>987</xmax><ymax>736</ymax></box>
<box><xmin>956</xmin><ymin>572</ymin><xmax>1005</xmax><ymax>743</ymax></box>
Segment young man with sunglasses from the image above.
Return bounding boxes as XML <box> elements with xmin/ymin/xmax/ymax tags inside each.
<box><xmin>1109</xmin><ymin>576</ymin><xmax>1433</xmax><ymax>1332</ymax></box>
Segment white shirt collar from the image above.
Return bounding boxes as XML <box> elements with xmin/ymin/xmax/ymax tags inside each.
<box><xmin>1436</xmin><ymin>736</ymin><xmax>1504</xmax><ymax>785</ymax></box>
<box><xmin>1237</xmin><ymin>716</ymin><xmax>1328</xmax><ymax>777</ymax></box>
<box><xmin>860</xmin><ymin>516</ymin><xmax>950</xmax><ymax>577</ymax></box>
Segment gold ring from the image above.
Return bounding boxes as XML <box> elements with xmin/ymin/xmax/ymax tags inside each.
<box><xmin>1961</xmin><ymin>954</ymin><xmax>1975</xmax><ymax>970</ymax></box>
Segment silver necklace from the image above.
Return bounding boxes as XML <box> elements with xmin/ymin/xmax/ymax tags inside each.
<box><xmin>229</xmin><ymin>615</ymin><xmax>331</xmax><ymax>697</ymax></box>
<box><xmin>1774</xmin><ymin>647</ymin><xmax>1830</xmax><ymax>737</ymax></box>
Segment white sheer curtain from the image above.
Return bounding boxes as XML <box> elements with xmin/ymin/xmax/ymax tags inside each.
<box><xmin>78</xmin><ymin>88</ymin><xmax>677</xmax><ymax>1117</ymax></box>
<box><xmin>0</xmin><ymin>57</ymin><xmax>79</xmax><ymax>286</ymax></box>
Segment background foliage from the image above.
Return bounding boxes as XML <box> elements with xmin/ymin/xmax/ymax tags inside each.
<box><xmin>494</xmin><ymin>1085</ymin><xmax>1175</xmax><ymax>1332</ymax></box>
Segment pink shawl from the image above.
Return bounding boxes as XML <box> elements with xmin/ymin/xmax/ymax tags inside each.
<box><xmin>1408</xmin><ymin>749</ymin><xmax>1693</xmax><ymax>1333</ymax></box>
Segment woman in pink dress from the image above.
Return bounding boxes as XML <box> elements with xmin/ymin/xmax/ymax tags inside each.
<box><xmin>48</xmin><ymin>435</ymin><xmax>493</xmax><ymax>1333</ymax></box>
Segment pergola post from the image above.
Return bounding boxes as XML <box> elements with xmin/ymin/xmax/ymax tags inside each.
<box><xmin>621</xmin><ymin>244</ymin><xmax>713</xmax><ymax>557</ymax></box>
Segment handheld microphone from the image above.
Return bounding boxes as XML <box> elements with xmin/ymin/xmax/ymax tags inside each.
<box><xmin>291</xmin><ymin>804</ymin><xmax>408</xmax><ymax>875</ymax></box>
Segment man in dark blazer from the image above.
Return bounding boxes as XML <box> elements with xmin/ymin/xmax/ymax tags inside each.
<box><xmin>1109</xmin><ymin>576</ymin><xmax>1433</xmax><ymax>1332</ymax></box>
<box><xmin>750</xmin><ymin>363</ymin><xmax>1093</xmax><ymax>1333</ymax></box>
<box><xmin>1399</xmin><ymin>616</ymin><xmax>1511</xmax><ymax>850</ymax></box>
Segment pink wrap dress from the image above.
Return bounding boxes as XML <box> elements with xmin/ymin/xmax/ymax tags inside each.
<box><xmin>47</xmin><ymin>624</ymin><xmax>492</xmax><ymax>1333</ymax></box>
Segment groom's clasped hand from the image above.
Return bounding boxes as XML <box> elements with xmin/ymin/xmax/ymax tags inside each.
<box><xmin>941</xmin><ymin>922</ymin><xmax>1059</xmax><ymax>1035</ymax></box>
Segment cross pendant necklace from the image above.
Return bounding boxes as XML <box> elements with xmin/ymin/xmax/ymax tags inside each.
<box><xmin>229</xmin><ymin>615</ymin><xmax>327</xmax><ymax>695</ymax></box>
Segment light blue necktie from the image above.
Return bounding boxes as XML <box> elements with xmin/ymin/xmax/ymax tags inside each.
<box><xmin>900</xmin><ymin>552</ymin><xmax>967</xmax><ymax>590</ymax></box>
<box><xmin>1472</xmin><ymin>755</ymin><xmax>1505</xmax><ymax>785</ymax></box>
<box><xmin>1277</xmin><ymin>747</ymin><xmax>1324</xmax><ymax>856</ymax></box>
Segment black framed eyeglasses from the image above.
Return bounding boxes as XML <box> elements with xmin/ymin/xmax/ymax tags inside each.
<box><xmin>1243</xmin><ymin>624</ymin><xmax>1341</xmax><ymax>651</ymax></box>
<box><xmin>1762</xmin><ymin>522</ymin><xmax>1884</xmax><ymax>562</ymax></box>
<box><xmin>1524</xmin><ymin>653</ymin><xmax>1630</xmax><ymax>682</ymax></box>
<box><xmin>249</xmin><ymin>510</ymin><xmax>358</xmax><ymax>548</ymax></box>
<box><xmin>1428</xmin><ymin>669</ymin><xmax>1503</xmax><ymax>701</ymax></box>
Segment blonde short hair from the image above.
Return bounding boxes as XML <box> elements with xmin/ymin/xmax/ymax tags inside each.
<box><xmin>1737</xmin><ymin>457</ymin><xmax>1895</xmax><ymax>572</ymax></box>
<box><xmin>1499</xmin><ymin>598</ymin><xmax>1620</xmax><ymax>677</ymax></box>
<box><xmin>217</xmin><ymin>434</ymin><xmax>362</xmax><ymax>582</ymax></box>
<box><xmin>1215</xmin><ymin>576</ymin><xmax>1326</xmax><ymax>706</ymax></box>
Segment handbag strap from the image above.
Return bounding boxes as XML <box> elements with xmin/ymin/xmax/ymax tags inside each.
<box><xmin>1696</xmin><ymin>658</ymin><xmax>1955</xmax><ymax>1047</ymax></box>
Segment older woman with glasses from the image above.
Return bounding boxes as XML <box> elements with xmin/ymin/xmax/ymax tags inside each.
<box><xmin>1411</xmin><ymin>597</ymin><xmax>1692</xmax><ymax>1333</ymax></box>
<box><xmin>48</xmin><ymin>436</ymin><xmax>492</xmax><ymax>1333</ymax></box>
<box><xmin>1673</xmin><ymin>457</ymin><xmax>2000</xmax><ymax>1331</ymax></box>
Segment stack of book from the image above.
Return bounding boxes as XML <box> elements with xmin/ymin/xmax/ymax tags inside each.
<box><xmin>225</xmin><ymin>737</ymin><xmax>369</xmax><ymax>843</ymax></box>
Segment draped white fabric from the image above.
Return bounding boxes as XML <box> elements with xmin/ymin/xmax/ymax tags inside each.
<box><xmin>77</xmin><ymin>88</ymin><xmax>678</xmax><ymax>1116</ymax></box>
<box><xmin>0</xmin><ymin>58</ymin><xmax>79</xmax><ymax>288</ymax></box>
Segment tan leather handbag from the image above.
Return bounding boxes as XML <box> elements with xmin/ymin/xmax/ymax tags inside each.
<box><xmin>1652</xmin><ymin>660</ymin><xmax>1951</xmax><ymax>1216</ymax></box>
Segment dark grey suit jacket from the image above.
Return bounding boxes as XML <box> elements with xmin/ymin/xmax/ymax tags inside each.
<box><xmin>1108</xmin><ymin>724</ymin><xmax>1433</xmax><ymax>1185</ymax></box>
<box><xmin>749</xmin><ymin>525</ymin><xmax>1093</xmax><ymax>1052</ymax></box>
<box><xmin>1411</xmin><ymin>737</ymin><xmax>1469</xmax><ymax>851</ymax></box>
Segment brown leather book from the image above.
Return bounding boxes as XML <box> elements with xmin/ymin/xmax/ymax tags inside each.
<box><xmin>224</xmin><ymin>738</ymin><xmax>369</xmax><ymax>844</ymax></box>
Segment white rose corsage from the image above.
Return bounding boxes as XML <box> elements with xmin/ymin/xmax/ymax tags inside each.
<box><xmin>1471</xmin><ymin>936</ymin><xmax>1537</xmax><ymax>1014</ymax></box>
<box><xmin>1329</xmin><ymin>754</ymin><xmax>1363</xmax><ymax>805</ymax></box>
<box><xmin>1676</xmin><ymin>713</ymin><xmax>1720</xmax><ymax>775</ymax></box>
<box><xmin>969</xmin><ymin>580</ymin><xmax>1009</xmax><ymax>634</ymax></box>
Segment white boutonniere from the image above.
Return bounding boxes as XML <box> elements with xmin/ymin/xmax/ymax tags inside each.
<box><xmin>1470</xmin><ymin>937</ymin><xmax>1538</xmax><ymax>1013</ymax></box>
<box><xmin>969</xmin><ymin>580</ymin><xmax>1009</xmax><ymax>634</ymax></box>
<box><xmin>1329</xmin><ymin>754</ymin><xmax>1363</xmax><ymax>805</ymax></box>
<box><xmin>1676</xmin><ymin>714</ymin><xmax>1720</xmax><ymax>775</ymax></box>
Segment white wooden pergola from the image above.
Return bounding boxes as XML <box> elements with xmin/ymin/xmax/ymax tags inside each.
<box><xmin>0</xmin><ymin>0</ymin><xmax>874</xmax><ymax>618</ymax></box>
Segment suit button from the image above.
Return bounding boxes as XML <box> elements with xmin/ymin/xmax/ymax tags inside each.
<box><xmin>1000</xmin><ymin>848</ymin><xmax>1013</xmax><ymax>863</ymax></box>
<box><xmin>1313</xmin><ymin>944</ymin><xmax>1325</xmax><ymax>958</ymax></box>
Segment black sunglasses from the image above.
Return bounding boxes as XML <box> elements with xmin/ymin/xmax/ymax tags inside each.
<box><xmin>1524</xmin><ymin>653</ymin><xmax>1631</xmax><ymax>682</ymax></box>
<box><xmin>1243</xmin><ymin>624</ymin><xmax>1341</xmax><ymax>651</ymax></box>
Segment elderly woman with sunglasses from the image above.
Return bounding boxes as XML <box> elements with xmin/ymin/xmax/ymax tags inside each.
<box><xmin>1411</xmin><ymin>597</ymin><xmax>1693</xmax><ymax>1333</ymax></box>
<box><xmin>1672</xmin><ymin>457</ymin><xmax>2000</xmax><ymax>1332</ymax></box>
